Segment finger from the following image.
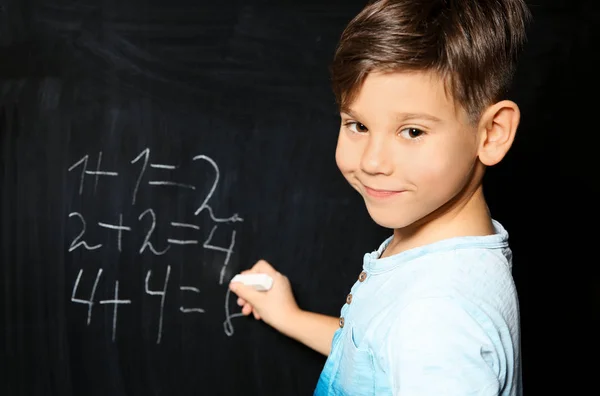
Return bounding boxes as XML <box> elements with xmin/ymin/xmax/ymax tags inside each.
<box><xmin>242</xmin><ymin>304</ymin><xmax>253</xmax><ymax>316</ymax></box>
<box><xmin>229</xmin><ymin>282</ymin><xmax>264</xmax><ymax>305</ymax></box>
<box><xmin>236</xmin><ymin>297</ymin><xmax>246</xmax><ymax>306</ymax></box>
<box><xmin>253</xmin><ymin>310</ymin><xmax>260</xmax><ymax>320</ymax></box>
<box><xmin>239</xmin><ymin>260</ymin><xmax>278</xmax><ymax>276</ymax></box>
<box><xmin>251</xmin><ymin>259</ymin><xmax>279</xmax><ymax>276</ymax></box>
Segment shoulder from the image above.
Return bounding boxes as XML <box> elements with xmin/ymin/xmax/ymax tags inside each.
<box><xmin>396</xmin><ymin>248</ymin><xmax>520</xmax><ymax>338</ymax></box>
<box><xmin>402</xmin><ymin>246</ymin><xmax>518</xmax><ymax>307</ymax></box>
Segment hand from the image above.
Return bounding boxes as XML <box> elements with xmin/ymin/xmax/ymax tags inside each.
<box><xmin>229</xmin><ymin>260</ymin><xmax>300</xmax><ymax>332</ymax></box>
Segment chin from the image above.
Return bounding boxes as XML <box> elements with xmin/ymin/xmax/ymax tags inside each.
<box><xmin>364</xmin><ymin>204</ymin><xmax>417</xmax><ymax>230</ymax></box>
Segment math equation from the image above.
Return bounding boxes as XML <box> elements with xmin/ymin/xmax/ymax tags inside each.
<box><xmin>67</xmin><ymin>148</ymin><xmax>246</xmax><ymax>343</ymax></box>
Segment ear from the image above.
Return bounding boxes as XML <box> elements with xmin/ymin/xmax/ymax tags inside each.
<box><xmin>477</xmin><ymin>100</ymin><xmax>520</xmax><ymax>166</ymax></box>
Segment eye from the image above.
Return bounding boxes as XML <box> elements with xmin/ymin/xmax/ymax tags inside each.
<box><xmin>399</xmin><ymin>127</ymin><xmax>424</xmax><ymax>140</ymax></box>
<box><xmin>345</xmin><ymin>121</ymin><xmax>368</xmax><ymax>134</ymax></box>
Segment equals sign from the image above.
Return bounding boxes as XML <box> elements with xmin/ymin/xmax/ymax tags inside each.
<box><xmin>168</xmin><ymin>222</ymin><xmax>199</xmax><ymax>245</ymax></box>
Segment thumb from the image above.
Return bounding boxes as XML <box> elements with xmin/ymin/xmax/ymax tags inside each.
<box><xmin>228</xmin><ymin>282</ymin><xmax>264</xmax><ymax>305</ymax></box>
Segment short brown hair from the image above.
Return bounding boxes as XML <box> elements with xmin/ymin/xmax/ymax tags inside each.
<box><xmin>331</xmin><ymin>0</ymin><xmax>532</xmax><ymax>122</ymax></box>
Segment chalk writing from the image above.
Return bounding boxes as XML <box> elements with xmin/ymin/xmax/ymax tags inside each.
<box><xmin>98</xmin><ymin>214</ymin><xmax>130</xmax><ymax>252</ymax></box>
<box><xmin>67</xmin><ymin>148</ymin><xmax>246</xmax><ymax>342</ymax></box>
<box><xmin>139</xmin><ymin>208</ymin><xmax>171</xmax><ymax>255</ymax></box>
<box><xmin>68</xmin><ymin>152</ymin><xmax>118</xmax><ymax>195</ymax></box>
<box><xmin>223</xmin><ymin>287</ymin><xmax>245</xmax><ymax>337</ymax></box>
<box><xmin>99</xmin><ymin>281</ymin><xmax>132</xmax><ymax>342</ymax></box>
<box><xmin>192</xmin><ymin>154</ymin><xmax>243</xmax><ymax>223</ymax></box>
<box><xmin>145</xmin><ymin>267</ymin><xmax>170</xmax><ymax>344</ymax></box>
<box><xmin>68</xmin><ymin>212</ymin><xmax>102</xmax><ymax>252</ymax></box>
<box><xmin>203</xmin><ymin>225</ymin><xmax>237</xmax><ymax>285</ymax></box>
<box><xmin>71</xmin><ymin>268</ymin><xmax>103</xmax><ymax>325</ymax></box>
<box><xmin>130</xmin><ymin>148</ymin><xmax>149</xmax><ymax>205</ymax></box>
<box><xmin>179</xmin><ymin>286</ymin><xmax>206</xmax><ymax>314</ymax></box>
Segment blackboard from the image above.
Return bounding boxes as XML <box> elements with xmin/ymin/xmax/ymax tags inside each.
<box><xmin>0</xmin><ymin>1</ymin><xmax>392</xmax><ymax>395</ymax></box>
<box><xmin>1</xmin><ymin>0</ymin><xmax>592</xmax><ymax>394</ymax></box>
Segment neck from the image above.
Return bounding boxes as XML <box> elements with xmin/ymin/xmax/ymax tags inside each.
<box><xmin>383</xmin><ymin>184</ymin><xmax>494</xmax><ymax>257</ymax></box>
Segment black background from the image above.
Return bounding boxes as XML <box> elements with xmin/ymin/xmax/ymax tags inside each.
<box><xmin>1</xmin><ymin>0</ymin><xmax>595</xmax><ymax>395</ymax></box>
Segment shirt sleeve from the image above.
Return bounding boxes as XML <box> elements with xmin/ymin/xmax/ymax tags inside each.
<box><xmin>386</xmin><ymin>297</ymin><xmax>503</xmax><ymax>395</ymax></box>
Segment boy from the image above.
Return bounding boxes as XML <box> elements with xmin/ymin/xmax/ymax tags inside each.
<box><xmin>230</xmin><ymin>0</ymin><xmax>531</xmax><ymax>394</ymax></box>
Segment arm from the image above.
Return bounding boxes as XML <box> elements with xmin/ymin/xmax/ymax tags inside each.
<box><xmin>278</xmin><ymin>310</ymin><xmax>339</xmax><ymax>356</ymax></box>
<box><xmin>229</xmin><ymin>260</ymin><xmax>339</xmax><ymax>356</ymax></box>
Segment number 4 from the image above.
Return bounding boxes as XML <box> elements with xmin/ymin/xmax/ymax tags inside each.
<box><xmin>203</xmin><ymin>225</ymin><xmax>236</xmax><ymax>285</ymax></box>
<box><xmin>71</xmin><ymin>268</ymin><xmax>103</xmax><ymax>325</ymax></box>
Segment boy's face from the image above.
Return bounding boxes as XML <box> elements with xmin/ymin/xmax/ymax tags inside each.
<box><xmin>336</xmin><ymin>71</ymin><xmax>482</xmax><ymax>230</ymax></box>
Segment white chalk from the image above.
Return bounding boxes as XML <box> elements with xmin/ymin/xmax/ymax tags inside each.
<box><xmin>230</xmin><ymin>273</ymin><xmax>273</xmax><ymax>291</ymax></box>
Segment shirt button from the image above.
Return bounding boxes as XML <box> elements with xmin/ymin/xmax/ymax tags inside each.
<box><xmin>358</xmin><ymin>271</ymin><xmax>367</xmax><ymax>282</ymax></box>
<box><xmin>346</xmin><ymin>293</ymin><xmax>353</xmax><ymax>304</ymax></box>
<box><xmin>339</xmin><ymin>317</ymin><xmax>345</xmax><ymax>328</ymax></box>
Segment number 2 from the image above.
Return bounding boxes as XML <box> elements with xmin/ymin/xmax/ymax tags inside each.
<box><xmin>68</xmin><ymin>212</ymin><xmax>102</xmax><ymax>252</ymax></box>
<box><xmin>138</xmin><ymin>209</ymin><xmax>170</xmax><ymax>255</ymax></box>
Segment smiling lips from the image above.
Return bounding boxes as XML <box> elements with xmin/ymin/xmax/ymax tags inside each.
<box><xmin>364</xmin><ymin>186</ymin><xmax>406</xmax><ymax>199</ymax></box>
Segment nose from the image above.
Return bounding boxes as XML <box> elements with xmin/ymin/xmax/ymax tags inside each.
<box><xmin>360</xmin><ymin>134</ymin><xmax>393</xmax><ymax>176</ymax></box>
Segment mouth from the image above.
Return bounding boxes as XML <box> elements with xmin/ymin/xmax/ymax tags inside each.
<box><xmin>363</xmin><ymin>186</ymin><xmax>406</xmax><ymax>199</ymax></box>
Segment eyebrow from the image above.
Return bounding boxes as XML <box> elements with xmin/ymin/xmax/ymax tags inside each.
<box><xmin>340</xmin><ymin>108</ymin><xmax>442</xmax><ymax>124</ymax></box>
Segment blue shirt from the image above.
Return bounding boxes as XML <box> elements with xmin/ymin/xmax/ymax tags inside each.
<box><xmin>314</xmin><ymin>220</ymin><xmax>522</xmax><ymax>395</ymax></box>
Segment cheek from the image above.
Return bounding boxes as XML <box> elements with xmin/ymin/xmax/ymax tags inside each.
<box><xmin>335</xmin><ymin>133</ymin><xmax>357</xmax><ymax>175</ymax></box>
<box><xmin>411</xmin><ymin>158</ymin><xmax>447</xmax><ymax>185</ymax></box>
<box><xmin>412</xmin><ymin>141</ymin><xmax>477</xmax><ymax>188</ymax></box>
